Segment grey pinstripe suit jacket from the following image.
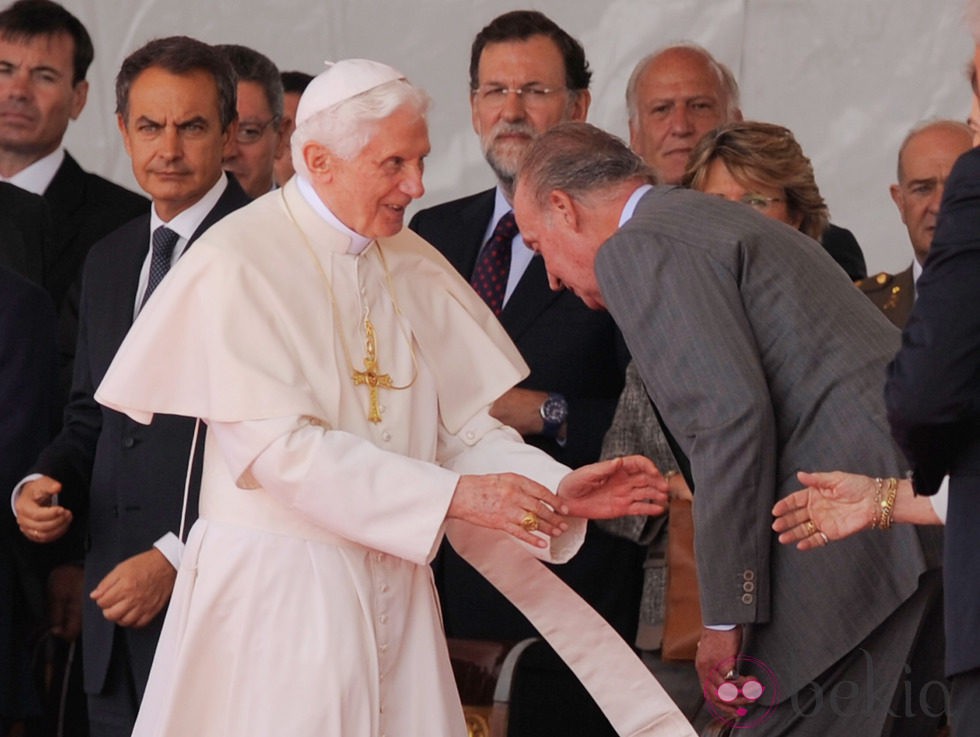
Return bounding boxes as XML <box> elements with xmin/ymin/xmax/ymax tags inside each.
<box><xmin>594</xmin><ymin>186</ymin><xmax>942</xmax><ymax>702</ymax></box>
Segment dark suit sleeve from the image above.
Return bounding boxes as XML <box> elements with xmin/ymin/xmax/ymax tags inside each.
<box><xmin>0</xmin><ymin>271</ymin><xmax>58</xmax><ymax>495</ymax></box>
<box><xmin>33</xmin><ymin>259</ymin><xmax>103</xmax><ymax>513</ymax></box>
<box><xmin>886</xmin><ymin>149</ymin><xmax>980</xmax><ymax>494</ymax></box>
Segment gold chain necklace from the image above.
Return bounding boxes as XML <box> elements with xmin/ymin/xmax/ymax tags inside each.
<box><xmin>282</xmin><ymin>190</ymin><xmax>417</xmax><ymax>423</ymax></box>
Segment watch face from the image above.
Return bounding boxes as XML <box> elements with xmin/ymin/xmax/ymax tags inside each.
<box><xmin>542</xmin><ymin>395</ymin><xmax>568</xmax><ymax>424</ymax></box>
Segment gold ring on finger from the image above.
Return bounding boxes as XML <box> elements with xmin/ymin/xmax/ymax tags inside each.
<box><xmin>804</xmin><ymin>520</ymin><xmax>816</xmax><ymax>537</ymax></box>
<box><xmin>521</xmin><ymin>511</ymin><xmax>539</xmax><ymax>533</ymax></box>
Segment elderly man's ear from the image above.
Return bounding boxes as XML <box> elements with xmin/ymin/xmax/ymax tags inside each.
<box><xmin>303</xmin><ymin>142</ymin><xmax>334</xmax><ymax>180</ymax></box>
<box><xmin>549</xmin><ymin>189</ymin><xmax>582</xmax><ymax>231</ymax></box>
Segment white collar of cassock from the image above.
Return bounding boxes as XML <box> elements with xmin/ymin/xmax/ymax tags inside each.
<box><xmin>296</xmin><ymin>174</ymin><xmax>373</xmax><ymax>255</ymax></box>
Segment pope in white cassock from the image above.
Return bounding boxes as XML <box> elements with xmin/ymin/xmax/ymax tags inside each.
<box><xmin>94</xmin><ymin>59</ymin><xmax>696</xmax><ymax>737</ymax></box>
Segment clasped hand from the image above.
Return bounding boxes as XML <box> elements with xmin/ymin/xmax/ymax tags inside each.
<box><xmin>450</xmin><ymin>455</ymin><xmax>668</xmax><ymax>547</ymax></box>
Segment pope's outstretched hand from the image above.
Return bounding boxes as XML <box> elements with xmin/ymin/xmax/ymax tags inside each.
<box><xmin>448</xmin><ymin>455</ymin><xmax>668</xmax><ymax>548</ymax></box>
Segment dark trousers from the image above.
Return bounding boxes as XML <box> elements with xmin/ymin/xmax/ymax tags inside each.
<box><xmin>86</xmin><ymin>630</ymin><xmax>138</xmax><ymax>737</ymax></box>
<box><xmin>950</xmin><ymin>668</ymin><xmax>980</xmax><ymax>737</ymax></box>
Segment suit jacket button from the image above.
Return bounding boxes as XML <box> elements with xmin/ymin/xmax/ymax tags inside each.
<box><xmin>743</xmin><ymin>570</ymin><xmax>755</xmax><ymax>581</ymax></box>
<box><xmin>743</xmin><ymin>581</ymin><xmax>755</xmax><ymax>593</ymax></box>
<box><xmin>741</xmin><ymin>593</ymin><xmax>753</xmax><ymax>604</ymax></box>
<box><xmin>122</xmin><ymin>437</ymin><xmax>135</xmax><ymax>449</ymax></box>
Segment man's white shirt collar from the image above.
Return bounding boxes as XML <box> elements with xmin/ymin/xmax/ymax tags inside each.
<box><xmin>619</xmin><ymin>184</ymin><xmax>654</xmax><ymax>227</ymax></box>
<box><xmin>2</xmin><ymin>147</ymin><xmax>65</xmax><ymax>195</ymax></box>
<box><xmin>151</xmin><ymin>173</ymin><xmax>228</xmax><ymax>242</ymax></box>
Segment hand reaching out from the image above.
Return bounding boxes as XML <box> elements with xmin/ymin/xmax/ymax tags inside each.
<box><xmin>558</xmin><ymin>455</ymin><xmax>668</xmax><ymax>519</ymax></box>
<box><xmin>771</xmin><ymin>471</ymin><xmax>877</xmax><ymax>550</ymax></box>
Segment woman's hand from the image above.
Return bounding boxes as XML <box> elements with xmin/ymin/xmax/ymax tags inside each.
<box><xmin>772</xmin><ymin>471</ymin><xmax>877</xmax><ymax>549</ymax></box>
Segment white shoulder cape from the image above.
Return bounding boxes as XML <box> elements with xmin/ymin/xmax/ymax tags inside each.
<box><xmin>96</xmin><ymin>178</ymin><xmax>527</xmax><ymax>433</ymax></box>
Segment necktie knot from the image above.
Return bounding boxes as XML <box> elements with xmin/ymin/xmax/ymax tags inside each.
<box><xmin>471</xmin><ymin>212</ymin><xmax>518</xmax><ymax>316</ymax></box>
<box><xmin>491</xmin><ymin>211</ymin><xmax>518</xmax><ymax>243</ymax></box>
<box><xmin>141</xmin><ymin>226</ymin><xmax>180</xmax><ymax>310</ymax></box>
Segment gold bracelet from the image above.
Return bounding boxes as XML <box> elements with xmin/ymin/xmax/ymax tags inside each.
<box><xmin>879</xmin><ymin>477</ymin><xmax>898</xmax><ymax>530</ymax></box>
<box><xmin>872</xmin><ymin>477</ymin><xmax>883</xmax><ymax>529</ymax></box>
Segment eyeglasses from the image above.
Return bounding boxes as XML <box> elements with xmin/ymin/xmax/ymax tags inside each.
<box><xmin>738</xmin><ymin>193</ymin><xmax>784</xmax><ymax>211</ymax></box>
<box><xmin>235</xmin><ymin>118</ymin><xmax>279</xmax><ymax>144</ymax></box>
<box><xmin>474</xmin><ymin>84</ymin><xmax>568</xmax><ymax>109</ymax></box>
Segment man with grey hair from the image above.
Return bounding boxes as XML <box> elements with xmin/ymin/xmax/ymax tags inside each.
<box><xmin>514</xmin><ymin>121</ymin><xmax>943</xmax><ymax>736</ymax></box>
<box><xmin>626</xmin><ymin>42</ymin><xmax>866</xmax><ymax>279</ymax></box>
<box><xmin>857</xmin><ymin>119</ymin><xmax>972</xmax><ymax>327</ymax></box>
<box><xmin>217</xmin><ymin>43</ymin><xmax>288</xmax><ymax>199</ymax></box>
<box><xmin>626</xmin><ymin>43</ymin><xmax>741</xmax><ymax>186</ymax></box>
<box><xmin>91</xmin><ymin>59</ymin><xmax>690</xmax><ymax>737</ymax></box>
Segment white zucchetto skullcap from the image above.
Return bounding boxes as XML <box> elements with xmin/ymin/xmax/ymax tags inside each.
<box><xmin>295</xmin><ymin>59</ymin><xmax>407</xmax><ymax>127</ymax></box>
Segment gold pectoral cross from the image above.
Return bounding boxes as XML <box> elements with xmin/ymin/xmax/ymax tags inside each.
<box><xmin>352</xmin><ymin>319</ymin><xmax>393</xmax><ymax>423</ymax></box>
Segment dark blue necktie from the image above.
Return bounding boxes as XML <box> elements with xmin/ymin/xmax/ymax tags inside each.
<box><xmin>141</xmin><ymin>226</ymin><xmax>179</xmax><ymax>311</ymax></box>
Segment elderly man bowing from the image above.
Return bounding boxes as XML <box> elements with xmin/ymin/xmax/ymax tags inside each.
<box><xmin>93</xmin><ymin>60</ymin><xmax>694</xmax><ymax>737</ymax></box>
<box><xmin>512</xmin><ymin>122</ymin><xmax>943</xmax><ymax>736</ymax></box>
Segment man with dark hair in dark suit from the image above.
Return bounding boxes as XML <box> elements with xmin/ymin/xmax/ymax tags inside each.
<box><xmin>216</xmin><ymin>44</ymin><xmax>287</xmax><ymax>200</ymax></box>
<box><xmin>410</xmin><ymin>10</ymin><xmax>638</xmax><ymax>737</ymax></box>
<box><xmin>12</xmin><ymin>35</ymin><xmax>248</xmax><ymax>737</ymax></box>
<box><xmin>0</xmin><ymin>246</ymin><xmax>58</xmax><ymax>734</ymax></box>
<box><xmin>886</xmin><ymin>26</ymin><xmax>980</xmax><ymax>732</ymax></box>
<box><xmin>0</xmin><ymin>0</ymin><xmax>148</xmax><ymax>309</ymax></box>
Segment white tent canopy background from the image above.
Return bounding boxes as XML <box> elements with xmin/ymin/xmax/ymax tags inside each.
<box><xmin>60</xmin><ymin>0</ymin><xmax>971</xmax><ymax>275</ymax></box>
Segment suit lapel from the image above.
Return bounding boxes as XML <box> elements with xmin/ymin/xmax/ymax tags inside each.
<box><xmin>42</xmin><ymin>153</ymin><xmax>86</xmax><ymax>263</ymax></box>
<box><xmin>116</xmin><ymin>217</ymin><xmax>152</xmax><ymax>332</ymax></box>
<box><xmin>499</xmin><ymin>254</ymin><xmax>563</xmax><ymax>340</ymax></box>
<box><xmin>187</xmin><ymin>175</ymin><xmax>251</xmax><ymax>245</ymax></box>
<box><xmin>449</xmin><ymin>189</ymin><xmax>496</xmax><ymax>280</ymax></box>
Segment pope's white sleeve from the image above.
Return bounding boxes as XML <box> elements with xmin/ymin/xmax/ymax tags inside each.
<box><xmin>207</xmin><ymin>417</ymin><xmax>459</xmax><ymax>565</ymax></box>
<box><xmin>436</xmin><ymin>409</ymin><xmax>585</xmax><ymax>564</ymax></box>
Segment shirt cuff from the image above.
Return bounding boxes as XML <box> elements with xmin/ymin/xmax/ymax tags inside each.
<box><xmin>705</xmin><ymin>623</ymin><xmax>737</xmax><ymax>631</ymax></box>
<box><xmin>929</xmin><ymin>477</ymin><xmax>949</xmax><ymax>524</ymax></box>
<box><xmin>153</xmin><ymin>532</ymin><xmax>183</xmax><ymax>570</ymax></box>
<box><xmin>10</xmin><ymin>472</ymin><xmax>43</xmax><ymax>517</ymax></box>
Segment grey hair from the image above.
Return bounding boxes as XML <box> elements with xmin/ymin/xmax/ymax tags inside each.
<box><xmin>291</xmin><ymin>78</ymin><xmax>430</xmax><ymax>177</ymax></box>
<box><xmin>626</xmin><ymin>43</ymin><xmax>740</xmax><ymax>126</ymax></box>
<box><xmin>895</xmin><ymin>118</ymin><xmax>973</xmax><ymax>181</ymax></box>
<box><xmin>517</xmin><ymin>121</ymin><xmax>656</xmax><ymax>206</ymax></box>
